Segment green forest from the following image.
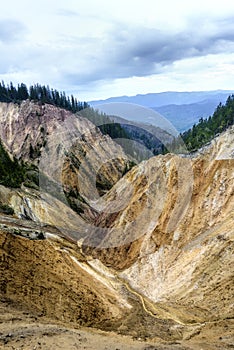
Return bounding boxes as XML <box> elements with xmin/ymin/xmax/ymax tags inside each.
<box><xmin>181</xmin><ymin>95</ymin><xmax>234</xmax><ymax>151</ymax></box>
<box><xmin>0</xmin><ymin>81</ymin><xmax>88</xmax><ymax>112</ymax></box>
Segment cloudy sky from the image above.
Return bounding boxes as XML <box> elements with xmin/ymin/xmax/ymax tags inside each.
<box><xmin>0</xmin><ymin>0</ymin><xmax>234</xmax><ymax>100</ymax></box>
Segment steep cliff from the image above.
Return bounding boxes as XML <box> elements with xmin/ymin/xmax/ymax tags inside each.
<box><xmin>0</xmin><ymin>101</ymin><xmax>233</xmax><ymax>348</ymax></box>
<box><xmin>0</xmin><ymin>101</ymin><xmax>132</xmax><ymax>217</ymax></box>
<box><xmin>84</xmin><ymin>127</ymin><xmax>234</xmax><ymax>326</ymax></box>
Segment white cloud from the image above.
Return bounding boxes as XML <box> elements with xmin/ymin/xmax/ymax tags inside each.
<box><xmin>0</xmin><ymin>0</ymin><xmax>234</xmax><ymax>100</ymax></box>
<box><xmin>84</xmin><ymin>54</ymin><xmax>234</xmax><ymax>100</ymax></box>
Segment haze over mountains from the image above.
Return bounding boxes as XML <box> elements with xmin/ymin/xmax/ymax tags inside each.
<box><xmin>90</xmin><ymin>90</ymin><xmax>234</xmax><ymax>132</ymax></box>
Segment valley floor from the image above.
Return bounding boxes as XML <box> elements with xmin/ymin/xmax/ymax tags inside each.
<box><xmin>0</xmin><ymin>299</ymin><xmax>233</xmax><ymax>350</ymax></box>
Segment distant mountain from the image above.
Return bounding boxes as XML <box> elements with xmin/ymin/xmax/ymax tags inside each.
<box><xmin>154</xmin><ymin>99</ymin><xmax>222</xmax><ymax>132</ymax></box>
<box><xmin>90</xmin><ymin>90</ymin><xmax>234</xmax><ymax>132</ymax></box>
<box><xmin>90</xmin><ymin>90</ymin><xmax>234</xmax><ymax>108</ymax></box>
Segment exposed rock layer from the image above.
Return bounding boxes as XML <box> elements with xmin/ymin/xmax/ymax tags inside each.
<box><xmin>0</xmin><ymin>102</ymin><xmax>233</xmax><ymax>347</ymax></box>
<box><xmin>0</xmin><ymin>101</ymin><xmax>131</xmax><ymax>202</ymax></box>
<box><xmin>84</xmin><ymin>127</ymin><xmax>234</xmax><ymax>324</ymax></box>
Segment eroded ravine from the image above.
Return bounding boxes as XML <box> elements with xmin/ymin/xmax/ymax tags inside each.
<box><xmin>0</xmin><ymin>102</ymin><xmax>234</xmax><ymax>349</ymax></box>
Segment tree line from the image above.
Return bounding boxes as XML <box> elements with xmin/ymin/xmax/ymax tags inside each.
<box><xmin>0</xmin><ymin>81</ymin><xmax>88</xmax><ymax>112</ymax></box>
<box><xmin>1</xmin><ymin>81</ymin><xmax>234</xmax><ymax>158</ymax></box>
<box><xmin>0</xmin><ymin>81</ymin><xmax>130</xmax><ymax>144</ymax></box>
<box><xmin>181</xmin><ymin>95</ymin><xmax>234</xmax><ymax>152</ymax></box>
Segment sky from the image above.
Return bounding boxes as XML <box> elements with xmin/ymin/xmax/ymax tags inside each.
<box><xmin>0</xmin><ymin>0</ymin><xmax>234</xmax><ymax>101</ymax></box>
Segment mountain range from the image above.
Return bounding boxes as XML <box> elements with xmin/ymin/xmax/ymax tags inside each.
<box><xmin>90</xmin><ymin>90</ymin><xmax>234</xmax><ymax>132</ymax></box>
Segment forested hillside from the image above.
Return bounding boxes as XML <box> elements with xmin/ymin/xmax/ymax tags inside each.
<box><xmin>182</xmin><ymin>95</ymin><xmax>234</xmax><ymax>151</ymax></box>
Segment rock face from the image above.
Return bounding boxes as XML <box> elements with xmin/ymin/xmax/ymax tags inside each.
<box><xmin>85</xmin><ymin>127</ymin><xmax>234</xmax><ymax>324</ymax></box>
<box><xmin>0</xmin><ymin>229</ymin><xmax>126</xmax><ymax>326</ymax></box>
<box><xmin>0</xmin><ymin>213</ymin><xmax>184</xmax><ymax>342</ymax></box>
<box><xmin>0</xmin><ymin>101</ymin><xmax>131</xmax><ymax>200</ymax></box>
<box><xmin>0</xmin><ymin>101</ymin><xmax>234</xmax><ymax>348</ymax></box>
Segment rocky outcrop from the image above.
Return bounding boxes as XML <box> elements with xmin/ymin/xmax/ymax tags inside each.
<box><xmin>83</xmin><ymin>126</ymin><xmax>234</xmax><ymax>324</ymax></box>
<box><xmin>0</xmin><ymin>213</ymin><xmax>188</xmax><ymax>341</ymax></box>
<box><xmin>0</xmin><ymin>101</ymin><xmax>131</xmax><ymax>202</ymax></box>
<box><xmin>0</xmin><ymin>102</ymin><xmax>233</xmax><ymax>347</ymax></box>
<box><xmin>0</xmin><ymin>227</ymin><xmax>129</xmax><ymax>327</ymax></box>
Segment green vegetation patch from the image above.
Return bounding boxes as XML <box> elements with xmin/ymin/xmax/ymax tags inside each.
<box><xmin>0</xmin><ymin>140</ymin><xmax>39</xmax><ymax>189</ymax></box>
<box><xmin>0</xmin><ymin>203</ymin><xmax>14</xmax><ymax>215</ymax></box>
<box><xmin>182</xmin><ymin>95</ymin><xmax>234</xmax><ymax>152</ymax></box>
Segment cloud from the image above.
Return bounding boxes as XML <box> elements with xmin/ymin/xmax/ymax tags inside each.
<box><xmin>0</xmin><ymin>19</ymin><xmax>27</xmax><ymax>43</ymax></box>
<box><xmin>0</xmin><ymin>1</ymin><xmax>233</xmax><ymax>99</ymax></box>
<box><xmin>58</xmin><ymin>16</ymin><xmax>234</xmax><ymax>86</ymax></box>
<box><xmin>1</xmin><ymin>16</ymin><xmax>234</xmax><ymax>86</ymax></box>
<box><xmin>56</xmin><ymin>9</ymin><xmax>80</xmax><ymax>17</ymax></box>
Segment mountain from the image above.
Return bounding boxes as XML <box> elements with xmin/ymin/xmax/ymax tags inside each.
<box><xmin>154</xmin><ymin>99</ymin><xmax>223</xmax><ymax>132</ymax></box>
<box><xmin>90</xmin><ymin>90</ymin><xmax>234</xmax><ymax>132</ymax></box>
<box><xmin>90</xmin><ymin>90</ymin><xmax>234</xmax><ymax>107</ymax></box>
<box><xmin>0</xmin><ymin>99</ymin><xmax>234</xmax><ymax>349</ymax></box>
